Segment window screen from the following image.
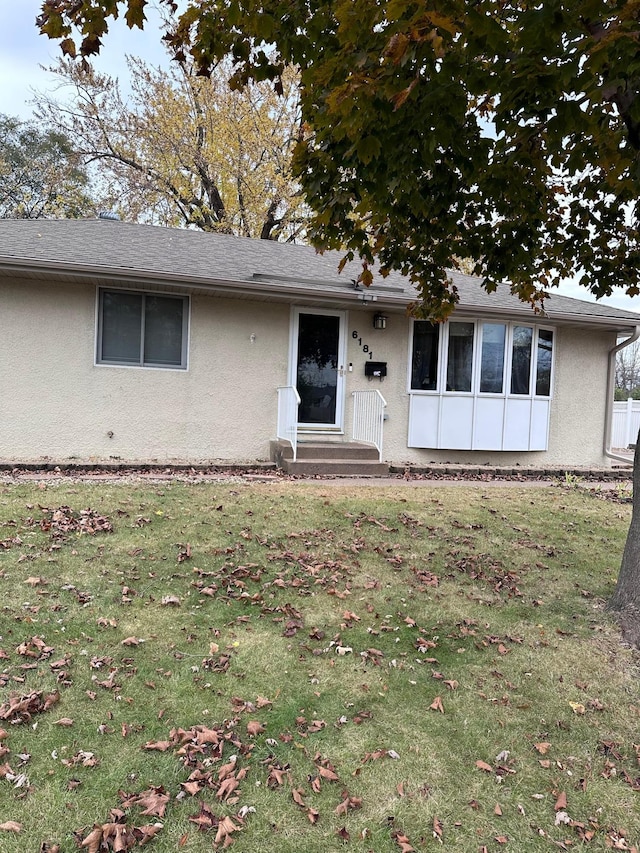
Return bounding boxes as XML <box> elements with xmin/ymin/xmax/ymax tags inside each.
<box><xmin>98</xmin><ymin>290</ymin><xmax>187</xmax><ymax>368</ymax></box>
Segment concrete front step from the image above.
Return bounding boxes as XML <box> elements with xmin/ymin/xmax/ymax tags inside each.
<box><xmin>289</xmin><ymin>442</ymin><xmax>380</xmax><ymax>461</ymax></box>
<box><xmin>271</xmin><ymin>440</ymin><xmax>389</xmax><ymax>476</ymax></box>
<box><xmin>284</xmin><ymin>458</ymin><xmax>390</xmax><ymax>477</ymax></box>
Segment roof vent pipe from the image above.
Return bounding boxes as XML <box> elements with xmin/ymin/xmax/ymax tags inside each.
<box><xmin>98</xmin><ymin>211</ymin><xmax>121</xmax><ymax>221</ymax></box>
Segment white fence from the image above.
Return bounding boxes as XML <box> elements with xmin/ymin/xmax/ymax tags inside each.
<box><xmin>612</xmin><ymin>399</ymin><xmax>640</xmax><ymax>448</ymax></box>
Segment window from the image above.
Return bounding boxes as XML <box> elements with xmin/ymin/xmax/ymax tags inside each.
<box><xmin>97</xmin><ymin>290</ymin><xmax>188</xmax><ymax>369</ymax></box>
<box><xmin>479</xmin><ymin>323</ymin><xmax>506</xmax><ymax>393</ymax></box>
<box><xmin>411</xmin><ymin>321</ymin><xmax>439</xmax><ymax>390</ymax></box>
<box><xmin>408</xmin><ymin>319</ymin><xmax>555</xmax><ymax>452</ymax></box>
<box><xmin>535</xmin><ymin>329</ymin><xmax>554</xmax><ymax>396</ymax></box>
<box><xmin>409</xmin><ymin>319</ymin><xmax>553</xmax><ymax>397</ymax></box>
<box><xmin>447</xmin><ymin>322</ymin><xmax>474</xmax><ymax>391</ymax></box>
<box><xmin>510</xmin><ymin>325</ymin><xmax>533</xmax><ymax>394</ymax></box>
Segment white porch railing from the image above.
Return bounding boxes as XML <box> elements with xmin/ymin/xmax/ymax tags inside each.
<box><xmin>277</xmin><ymin>385</ymin><xmax>301</xmax><ymax>462</ymax></box>
<box><xmin>612</xmin><ymin>398</ymin><xmax>640</xmax><ymax>448</ymax></box>
<box><xmin>352</xmin><ymin>390</ymin><xmax>387</xmax><ymax>461</ymax></box>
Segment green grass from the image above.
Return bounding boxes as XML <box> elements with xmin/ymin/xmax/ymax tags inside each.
<box><xmin>0</xmin><ymin>480</ymin><xmax>638</xmax><ymax>852</ymax></box>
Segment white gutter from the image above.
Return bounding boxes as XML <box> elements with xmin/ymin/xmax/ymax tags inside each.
<box><xmin>605</xmin><ymin>325</ymin><xmax>640</xmax><ymax>465</ymax></box>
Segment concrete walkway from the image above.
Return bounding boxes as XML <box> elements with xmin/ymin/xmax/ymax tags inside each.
<box><xmin>0</xmin><ymin>467</ymin><xmax>632</xmax><ymax>490</ymax></box>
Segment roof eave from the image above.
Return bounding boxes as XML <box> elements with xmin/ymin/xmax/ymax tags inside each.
<box><xmin>0</xmin><ymin>256</ymin><xmax>398</xmax><ymax>306</ymax></box>
<box><xmin>455</xmin><ymin>301</ymin><xmax>640</xmax><ymax>330</ymax></box>
<box><xmin>1</xmin><ymin>256</ymin><xmax>638</xmax><ymax>328</ymax></box>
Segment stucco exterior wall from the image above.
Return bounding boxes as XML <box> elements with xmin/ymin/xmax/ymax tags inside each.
<box><xmin>0</xmin><ymin>279</ymin><xmax>290</xmax><ymax>463</ymax></box>
<box><xmin>0</xmin><ymin>278</ymin><xmax>615</xmax><ymax>467</ymax></box>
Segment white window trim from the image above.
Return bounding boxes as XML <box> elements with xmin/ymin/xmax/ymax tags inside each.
<box><xmin>95</xmin><ymin>286</ymin><xmax>190</xmax><ymax>371</ymax></box>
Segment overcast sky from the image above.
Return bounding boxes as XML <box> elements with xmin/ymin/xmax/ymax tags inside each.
<box><xmin>0</xmin><ymin>0</ymin><xmax>170</xmax><ymax>117</ymax></box>
<box><xmin>1</xmin><ymin>1</ymin><xmax>639</xmax><ymax>314</ymax></box>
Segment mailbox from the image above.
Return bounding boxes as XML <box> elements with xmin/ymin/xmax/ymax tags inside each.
<box><xmin>364</xmin><ymin>361</ymin><xmax>387</xmax><ymax>378</ymax></box>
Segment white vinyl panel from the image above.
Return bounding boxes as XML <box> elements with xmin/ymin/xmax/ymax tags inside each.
<box><xmin>473</xmin><ymin>397</ymin><xmax>505</xmax><ymax>450</ymax></box>
<box><xmin>530</xmin><ymin>399</ymin><xmax>551</xmax><ymax>450</ymax></box>
<box><xmin>503</xmin><ymin>398</ymin><xmax>533</xmax><ymax>450</ymax></box>
<box><xmin>439</xmin><ymin>396</ymin><xmax>474</xmax><ymax>449</ymax></box>
<box><xmin>408</xmin><ymin>395</ymin><xmax>440</xmax><ymax>448</ymax></box>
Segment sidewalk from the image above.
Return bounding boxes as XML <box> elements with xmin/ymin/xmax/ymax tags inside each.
<box><xmin>0</xmin><ymin>464</ymin><xmax>633</xmax><ymax>488</ymax></box>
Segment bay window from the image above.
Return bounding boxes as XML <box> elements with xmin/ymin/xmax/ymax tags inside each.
<box><xmin>408</xmin><ymin>318</ymin><xmax>555</xmax><ymax>451</ymax></box>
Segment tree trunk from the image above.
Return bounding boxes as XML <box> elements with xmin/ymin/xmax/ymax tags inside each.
<box><xmin>610</xmin><ymin>429</ymin><xmax>640</xmax><ymax>613</ymax></box>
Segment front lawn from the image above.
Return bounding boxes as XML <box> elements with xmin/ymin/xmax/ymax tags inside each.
<box><xmin>0</xmin><ymin>479</ymin><xmax>638</xmax><ymax>852</ymax></box>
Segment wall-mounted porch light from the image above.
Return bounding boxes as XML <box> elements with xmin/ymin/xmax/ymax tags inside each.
<box><xmin>372</xmin><ymin>313</ymin><xmax>388</xmax><ymax>330</ymax></box>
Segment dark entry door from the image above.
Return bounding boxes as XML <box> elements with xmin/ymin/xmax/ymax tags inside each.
<box><xmin>294</xmin><ymin>310</ymin><xmax>345</xmax><ymax>428</ymax></box>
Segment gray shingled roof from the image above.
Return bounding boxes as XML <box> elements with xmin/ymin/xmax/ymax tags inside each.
<box><xmin>1</xmin><ymin>218</ymin><xmax>639</xmax><ymax>328</ymax></box>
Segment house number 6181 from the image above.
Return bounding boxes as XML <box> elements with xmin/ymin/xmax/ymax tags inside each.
<box><xmin>352</xmin><ymin>330</ymin><xmax>373</xmax><ymax>358</ymax></box>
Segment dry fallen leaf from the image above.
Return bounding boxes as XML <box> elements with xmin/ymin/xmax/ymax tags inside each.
<box><xmin>534</xmin><ymin>742</ymin><xmax>551</xmax><ymax>754</ymax></box>
<box><xmin>393</xmin><ymin>830</ymin><xmax>415</xmax><ymax>852</ymax></box>
<box><xmin>80</xmin><ymin>825</ymin><xmax>102</xmax><ymax>852</ymax></box>
<box><xmin>317</xmin><ymin>765</ymin><xmax>339</xmax><ymax>781</ymax></box>
<box><xmin>429</xmin><ymin>696</ymin><xmax>444</xmax><ymax>713</ymax></box>
<box><xmin>214</xmin><ymin>815</ymin><xmax>239</xmax><ymax>847</ymax></box>
<box><xmin>433</xmin><ymin>816</ymin><xmax>443</xmax><ymax>838</ymax></box>
<box><xmin>143</xmin><ymin>739</ymin><xmax>171</xmax><ymax>752</ymax></box>
<box><xmin>292</xmin><ymin>788</ymin><xmax>306</xmax><ymax>807</ymax></box>
<box><xmin>0</xmin><ymin>821</ymin><xmax>22</xmax><ymax>833</ymax></box>
<box><xmin>554</xmin><ymin>791</ymin><xmax>567</xmax><ymax>811</ymax></box>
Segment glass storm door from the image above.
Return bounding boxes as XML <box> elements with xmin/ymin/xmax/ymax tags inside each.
<box><xmin>292</xmin><ymin>309</ymin><xmax>346</xmax><ymax>430</ymax></box>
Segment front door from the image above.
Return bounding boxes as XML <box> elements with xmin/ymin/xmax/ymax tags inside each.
<box><xmin>291</xmin><ymin>308</ymin><xmax>347</xmax><ymax>431</ymax></box>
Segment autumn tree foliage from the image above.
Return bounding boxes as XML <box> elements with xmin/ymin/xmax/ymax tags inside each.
<box><xmin>36</xmin><ymin>0</ymin><xmax>640</xmax><ymax>615</ymax></box>
<box><xmin>0</xmin><ymin>114</ymin><xmax>94</xmax><ymax>220</ymax></box>
<box><xmin>38</xmin><ymin>0</ymin><xmax>640</xmax><ymax>313</ymax></box>
<box><xmin>35</xmin><ymin>57</ymin><xmax>305</xmax><ymax>239</ymax></box>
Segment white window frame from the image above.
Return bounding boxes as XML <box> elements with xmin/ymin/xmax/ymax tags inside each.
<box><xmin>408</xmin><ymin>318</ymin><xmax>555</xmax><ymax>399</ymax></box>
<box><xmin>95</xmin><ymin>287</ymin><xmax>190</xmax><ymax>370</ymax></box>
